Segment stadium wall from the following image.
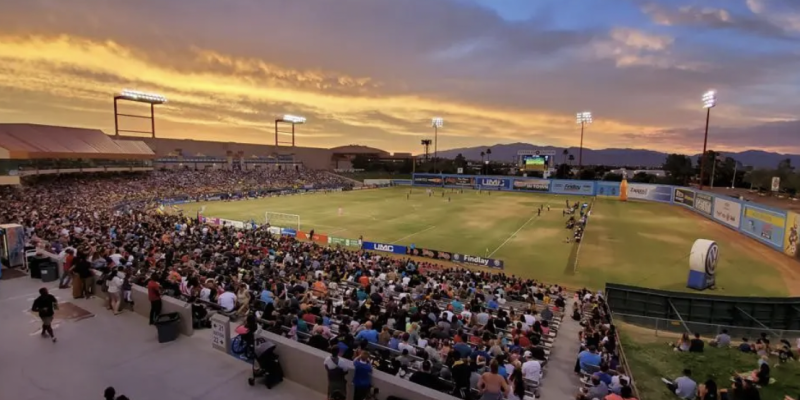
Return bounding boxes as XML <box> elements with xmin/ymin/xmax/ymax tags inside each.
<box><xmin>411</xmin><ymin>174</ymin><xmax>795</xmax><ymax>258</ymax></box>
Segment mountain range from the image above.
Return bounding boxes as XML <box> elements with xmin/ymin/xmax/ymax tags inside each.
<box><xmin>432</xmin><ymin>143</ymin><xmax>799</xmax><ymax>169</ymax></box>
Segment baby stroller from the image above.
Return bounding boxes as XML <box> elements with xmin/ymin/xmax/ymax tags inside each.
<box><xmin>248</xmin><ymin>340</ymin><xmax>283</xmax><ymax>389</ymax></box>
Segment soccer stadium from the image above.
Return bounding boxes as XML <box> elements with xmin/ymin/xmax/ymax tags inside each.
<box><xmin>3</xmin><ymin>2</ymin><xmax>800</xmax><ymax>400</ymax></box>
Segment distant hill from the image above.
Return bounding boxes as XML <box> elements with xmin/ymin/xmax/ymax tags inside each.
<box><xmin>432</xmin><ymin>143</ymin><xmax>800</xmax><ymax>169</ymax></box>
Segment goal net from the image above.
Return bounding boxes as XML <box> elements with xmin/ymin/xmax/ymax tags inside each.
<box><xmin>264</xmin><ymin>212</ymin><xmax>301</xmax><ymax>230</ymax></box>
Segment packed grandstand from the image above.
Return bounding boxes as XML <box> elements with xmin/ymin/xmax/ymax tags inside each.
<box><xmin>2</xmin><ymin>125</ymin><xmax>794</xmax><ymax>400</ymax></box>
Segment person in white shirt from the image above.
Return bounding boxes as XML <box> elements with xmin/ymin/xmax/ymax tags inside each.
<box><xmin>106</xmin><ymin>267</ymin><xmax>125</xmax><ymax>315</ymax></box>
<box><xmin>521</xmin><ymin>352</ymin><xmax>542</xmax><ymax>383</ymax></box>
<box><xmin>218</xmin><ymin>289</ymin><xmax>237</xmax><ymax>312</ymax></box>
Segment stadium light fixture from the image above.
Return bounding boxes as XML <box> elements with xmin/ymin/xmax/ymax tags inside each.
<box><xmin>119</xmin><ymin>89</ymin><xmax>167</xmax><ymax>105</ymax></box>
<box><xmin>699</xmin><ymin>90</ymin><xmax>717</xmax><ymax>189</ymax></box>
<box><xmin>275</xmin><ymin>114</ymin><xmax>307</xmax><ymax>147</ymax></box>
<box><xmin>282</xmin><ymin>114</ymin><xmax>307</xmax><ymax>124</ymax></box>
<box><xmin>576</xmin><ymin>111</ymin><xmax>592</xmax><ymax>172</ymax></box>
<box><xmin>431</xmin><ymin>117</ymin><xmax>443</xmax><ymax>174</ymax></box>
<box><xmin>114</xmin><ymin>89</ymin><xmax>168</xmax><ymax>138</ymax></box>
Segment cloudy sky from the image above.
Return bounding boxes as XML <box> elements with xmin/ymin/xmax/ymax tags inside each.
<box><xmin>0</xmin><ymin>0</ymin><xmax>798</xmax><ymax>154</ymax></box>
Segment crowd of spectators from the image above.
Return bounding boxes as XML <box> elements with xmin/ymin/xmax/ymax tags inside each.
<box><xmin>1</xmin><ymin>170</ymin><xmax>572</xmax><ymax>400</ymax></box>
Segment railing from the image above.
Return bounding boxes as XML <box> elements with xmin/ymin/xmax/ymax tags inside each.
<box><xmin>612</xmin><ymin>312</ymin><xmax>800</xmax><ymax>342</ymax></box>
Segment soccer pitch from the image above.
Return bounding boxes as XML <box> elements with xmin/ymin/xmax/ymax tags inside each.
<box><xmin>178</xmin><ymin>187</ymin><xmax>800</xmax><ymax>296</ymax></box>
<box><xmin>180</xmin><ymin>187</ymin><xmax>584</xmax><ymax>282</ymax></box>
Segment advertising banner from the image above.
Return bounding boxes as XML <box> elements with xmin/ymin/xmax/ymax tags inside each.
<box><xmin>328</xmin><ymin>237</ymin><xmax>362</xmax><ymax>247</ymax></box>
<box><xmin>713</xmin><ymin>197</ymin><xmax>742</xmax><ymax>229</ymax></box>
<box><xmin>596</xmin><ymin>182</ymin><xmax>620</xmax><ymax>197</ymax></box>
<box><xmin>267</xmin><ymin>226</ymin><xmax>282</xmax><ymax>235</ymax></box>
<box><xmin>476</xmin><ymin>177</ymin><xmax>512</xmax><ymax>190</ymax></box>
<box><xmin>364</xmin><ymin>179</ymin><xmax>391</xmax><ymax>186</ymax></box>
<box><xmin>392</xmin><ymin>179</ymin><xmax>412</xmax><ymax>185</ymax></box>
<box><xmin>741</xmin><ymin>205</ymin><xmax>786</xmax><ymax>248</ymax></box>
<box><xmin>406</xmin><ymin>247</ymin><xmax>454</xmax><ymax>262</ymax></box>
<box><xmin>550</xmin><ymin>180</ymin><xmax>595</xmax><ymax>195</ymax></box>
<box><xmin>673</xmin><ymin>188</ymin><xmax>695</xmax><ymax>207</ymax></box>
<box><xmin>297</xmin><ymin>231</ymin><xmax>329</xmax><ymax>244</ymax></box>
<box><xmin>627</xmin><ymin>184</ymin><xmax>673</xmax><ymax>203</ymax></box>
<box><xmin>445</xmin><ymin>176</ymin><xmax>475</xmax><ymax>186</ymax></box>
<box><xmin>280</xmin><ymin>228</ymin><xmax>297</xmax><ymax>237</ymax></box>
<box><xmin>784</xmin><ymin>212</ymin><xmax>799</xmax><ymax>260</ymax></box>
<box><xmin>512</xmin><ymin>178</ymin><xmax>550</xmax><ymax>192</ymax></box>
<box><xmin>694</xmin><ymin>193</ymin><xmax>713</xmax><ymax>216</ymax></box>
<box><xmin>413</xmin><ymin>175</ymin><xmax>443</xmax><ymax>186</ymax></box>
<box><xmin>362</xmin><ymin>241</ymin><xmax>407</xmax><ymax>255</ymax></box>
<box><xmin>452</xmin><ymin>253</ymin><xmax>505</xmax><ymax>269</ymax></box>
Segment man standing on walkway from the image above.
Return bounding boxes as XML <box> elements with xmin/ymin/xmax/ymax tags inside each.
<box><xmin>147</xmin><ymin>272</ymin><xmax>162</xmax><ymax>325</ymax></box>
<box><xmin>32</xmin><ymin>288</ymin><xmax>58</xmax><ymax>343</ymax></box>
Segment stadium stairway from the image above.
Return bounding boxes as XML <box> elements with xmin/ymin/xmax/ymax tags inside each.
<box><xmin>538</xmin><ymin>298</ymin><xmax>582</xmax><ymax>399</ymax></box>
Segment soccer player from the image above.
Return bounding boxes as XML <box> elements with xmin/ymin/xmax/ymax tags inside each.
<box><xmin>338</xmin><ymin>207</ymin><xmax>343</xmax><ymax>216</ymax></box>
<box><xmin>32</xmin><ymin>288</ymin><xmax>59</xmax><ymax>343</ymax></box>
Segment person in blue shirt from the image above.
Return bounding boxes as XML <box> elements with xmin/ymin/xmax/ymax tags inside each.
<box><xmin>260</xmin><ymin>288</ymin><xmax>274</xmax><ymax>305</ymax></box>
<box><xmin>451</xmin><ymin>299</ymin><xmax>464</xmax><ymax>313</ymax></box>
<box><xmin>593</xmin><ymin>364</ymin><xmax>613</xmax><ymax>386</ymax></box>
<box><xmin>578</xmin><ymin>345</ymin><xmax>602</xmax><ymax>372</ymax></box>
<box><xmin>487</xmin><ymin>298</ymin><xmax>499</xmax><ymax>310</ymax></box>
<box><xmin>356</xmin><ymin>288</ymin><xmax>368</xmax><ymax>301</ymax></box>
<box><xmin>353</xmin><ymin>351</ymin><xmax>373</xmax><ymax>400</ymax></box>
<box><xmin>454</xmin><ymin>335</ymin><xmax>473</xmax><ymax>358</ymax></box>
<box><xmin>355</xmin><ymin>321</ymin><xmax>379</xmax><ymax>344</ymax></box>
<box><xmin>388</xmin><ymin>334</ymin><xmax>401</xmax><ymax>350</ymax></box>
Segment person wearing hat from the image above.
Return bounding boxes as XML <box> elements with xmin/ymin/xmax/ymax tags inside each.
<box><xmin>521</xmin><ymin>351</ymin><xmax>542</xmax><ymax>384</ymax></box>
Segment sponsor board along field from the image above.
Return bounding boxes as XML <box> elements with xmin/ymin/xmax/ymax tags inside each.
<box><xmin>179</xmin><ymin>187</ymin><xmax>800</xmax><ymax>297</ymax></box>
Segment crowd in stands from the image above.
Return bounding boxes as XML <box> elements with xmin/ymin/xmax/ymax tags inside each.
<box><xmin>1</xmin><ymin>170</ymin><xmax>570</xmax><ymax>400</ymax></box>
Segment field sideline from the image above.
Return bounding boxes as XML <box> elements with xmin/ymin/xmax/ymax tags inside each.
<box><xmin>178</xmin><ymin>187</ymin><xmax>800</xmax><ymax>296</ymax></box>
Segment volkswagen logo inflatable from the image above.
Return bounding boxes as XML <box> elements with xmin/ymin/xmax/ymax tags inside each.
<box><xmin>687</xmin><ymin>239</ymin><xmax>718</xmax><ymax>290</ymax></box>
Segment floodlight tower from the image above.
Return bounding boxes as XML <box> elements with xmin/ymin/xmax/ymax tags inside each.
<box><xmin>699</xmin><ymin>90</ymin><xmax>717</xmax><ymax>190</ymax></box>
<box><xmin>114</xmin><ymin>89</ymin><xmax>167</xmax><ymax>138</ymax></box>
<box><xmin>431</xmin><ymin>117</ymin><xmax>443</xmax><ymax>173</ymax></box>
<box><xmin>576</xmin><ymin>111</ymin><xmax>593</xmax><ymax>171</ymax></box>
<box><xmin>275</xmin><ymin>114</ymin><xmax>306</xmax><ymax>147</ymax></box>
<box><xmin>421</xmin><ymin>139</ymin><xmax>432</xmax><ymax>161</ymax></box>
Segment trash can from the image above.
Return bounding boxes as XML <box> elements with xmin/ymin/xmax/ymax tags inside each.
<box><xmin>29</xmin><ymin>256</ymin><xmax>47</xmax><ymax>279</ymax></box>
<box><xmin>40</xmin><ymin>262</ymin><xmax>59</xmax><ymax>283</ymax></box>
<box><xmin>155</xmin><ymin>312</ymin><xmax>181</xmax><ymax>343</ymax></box>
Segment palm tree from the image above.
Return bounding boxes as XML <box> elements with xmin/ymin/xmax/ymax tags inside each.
<box><xmin>568</xmin><ymin>154</ymin><xmax>575</xmax><ymax>166</ymax></box>
<box><xmin>480</xmin><ymin>151</ymin><xmax>485</xmax><ymax>174</ymax></box>
<box><xmin>562</xmin><ymin>149</ymin><xmax>569</xmax><ymax>164</ymax></box>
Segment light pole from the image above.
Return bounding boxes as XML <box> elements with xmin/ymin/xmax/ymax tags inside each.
<box><xmin>698</xmin><ymin>90</ymin><xmax>716</xmax><ymax>190</ymax></box>
<box><xmin>114</xmin><ymin>89</ymin><xmax>167</xmax><ymax>138</ymax></box>
<box><xmin>431</xmin><ymin>117</ymin><xmax>443</xmax><ymax>173</ymax></box>
<box><xmin>275</xmin><ymin>114</ymin><xmax>306</xmax><ymax>147</ymax></box>
<box><xmin>576</xmin><ymin>111</ymin><xmax>592</xmax><ymax>172</ymax></box>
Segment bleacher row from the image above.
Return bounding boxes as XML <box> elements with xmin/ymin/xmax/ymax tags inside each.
<box><xmin>201</xmin><ymin>277</ymin><xmax>570</xmax><ymax>399</ymax></box>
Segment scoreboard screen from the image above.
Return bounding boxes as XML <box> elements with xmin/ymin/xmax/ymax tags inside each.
<box><xmin>521</xmin><ymin>155</ymin><xmax>549</xmax><ymax>172</ymax></box>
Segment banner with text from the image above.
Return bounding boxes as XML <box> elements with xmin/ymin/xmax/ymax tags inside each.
<box><xmin>328</xmin><ymin>237</ymin><xmax>362</xmax><ymax>247</ymax></box>
<box><xmin>713</xmin><ymin>197</ymin><xmax>742</xmax><ymax>229</ymax></box>
<box><xmin>694</xmin><ymin>192</ymin><xmax>713</xmax><ymax>216</ymax></box>
<box><xmin>362</xmin><ymin>241</ymin><xmax>407</xmax><ymax>255</ymax></box>
<box><xmin>627</xmin><ymin>184</ymin><xmax>673</xmax><ymax>203</ymax></box>
<box><xmin>673</xmin><ymin>188</ymin><xmax>695</xmax><ymax>207</ymax></box>
<box><xmin>741</xmin><ymin>205</ymin><xmax>786</xmax><ymax>249</ymax></box>
<box><xmin>413</xmin><ymin>175</ymin><xmax>443</xmax><ymax>186</ymax></box>
<box><xmin>407</xmin><ymin>247</ymin><xmax>454</xmax><ymax>262</ymax></box>
<box><xmin>297</xmin><ymin>231</ymin><xmax>330</xmax><ymax>244</ymax></box>
<box><xmin>784</xmin><ymin>211</ymin><xmax>799</xmax><ymax>260</ymax></box>
<box><xmin>512</xmin><ymin>178</ymin><xmax>550</xmax><ymax>192</ymax></box>
<box><xmin>476</xmin><ymin>177</ymin><xmax>512</xmax><ymax>190</ymax></box>
<box><xmin>452</xmin><ymin>253</ymin><xmax>505</xmax><ymax>270</ymax></box>
<box><xmin>596</xmin><ymin>182</ymin><xmax>621</xmax><ymax>197</ymax></box>
<box><xmin>280</xmin><ymin>228</ymin><xmax>297</xmax><ymax>237</ymax></box>
<box><xmin>445</xmin><ymin>176</ymin><xmax>475</xmax><ymax>186</ymax></box>
<box><xmin>550</xmin><ymin>180</ymin><xmax>595</xmax><ymax>195</ymax></box>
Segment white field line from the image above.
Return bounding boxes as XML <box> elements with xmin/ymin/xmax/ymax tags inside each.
<box><xmin>327</xmin><ymin>227</ymin><xmax>348</xmax><ymax>235</ymax></box>
<box><xmin>390</xmin><ymin>226</ymin><xmax>436</xmax><ymax>244</ymax></box>
<box><xmin>487</xmin><ymin>214</ymin><xmax>539</xmax><ymax>257</ymax></box>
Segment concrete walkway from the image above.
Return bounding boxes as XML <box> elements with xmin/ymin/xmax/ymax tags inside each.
<box><xmin>0</xmin><ymin>276</ymin><xmax>316</xmax><ymax>400</ymax></box>
<box><xmin>540</xmin><ymin>299</ymin><xmax>582</xmax><ymax>399</ymax></box>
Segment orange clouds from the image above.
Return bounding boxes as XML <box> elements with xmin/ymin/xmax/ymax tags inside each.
<box><xmin>0</xmin><ymin>33</ymin><xmax>665</xmax><ymax>152</ymax></box>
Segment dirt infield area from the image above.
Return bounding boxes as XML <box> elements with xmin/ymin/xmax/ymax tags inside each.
<box><xmin>675</xmin><ymin>206</ymin><xmax>800</xmax><ymax>296</ymax></box>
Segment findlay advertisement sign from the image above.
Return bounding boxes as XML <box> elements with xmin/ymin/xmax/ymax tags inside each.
<box><xmin>550</xmin><ymin>180</ymin><xmax>595</xmax><ymax>195</ymax></box>
<box><xmin>452</xmin><ymin>253</ymin><xmax>504</xmax><ymax>269</ymax></box>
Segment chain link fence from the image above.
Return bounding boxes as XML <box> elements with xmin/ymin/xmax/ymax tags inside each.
<box><xmin>613</xmin><ymin>312</ymin><xmax>800</xmax><ymax>342</ymax></box>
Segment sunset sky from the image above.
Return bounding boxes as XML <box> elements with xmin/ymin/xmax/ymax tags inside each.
<box><xmin>1</xmin><ymin>0</ymin><xmax>799</xmax><ymax>154</ymax></box>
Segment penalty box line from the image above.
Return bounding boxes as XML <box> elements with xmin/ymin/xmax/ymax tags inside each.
<box><xmin>487</xmin><ymin>213</ymin><xmax>540</xmax><ymax>258</ymax></box>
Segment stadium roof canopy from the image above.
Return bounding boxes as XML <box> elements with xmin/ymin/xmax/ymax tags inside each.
<box><xmin>0</xmin><ymin>124</ymin><xmax>154</xmax><ymax>160</ymax></box>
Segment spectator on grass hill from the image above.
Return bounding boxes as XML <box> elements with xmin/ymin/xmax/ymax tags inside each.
<box><xmin>710</xmin><ymin>329</ymin><xmax>731</xmax><ymax>348</ymax></box>
<box><xmin>663</xmin><ymin>369</ymin><xmax>697</xmax><ymax>400</ymax></box>
<box><xmin>689</xmin><ymin>332</ymin><xmax>705</xmax><ymax>353</ymax></box>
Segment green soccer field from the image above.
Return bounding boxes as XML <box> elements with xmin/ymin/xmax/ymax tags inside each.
<box><xmin>179</xmin><ymin>187</ymin><xmax>586</xmax><ymax>281</ymax></box>
<box><xmin>178</xmin><ymin>187</ymin><xmax>800</xmax><ymax>296</ymax></box>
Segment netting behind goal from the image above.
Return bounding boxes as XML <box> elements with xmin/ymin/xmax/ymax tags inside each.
<box><xmin>264</xmin><ymin>212</ymin><xmax>301</xmax><ymax>230</ymax></box>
